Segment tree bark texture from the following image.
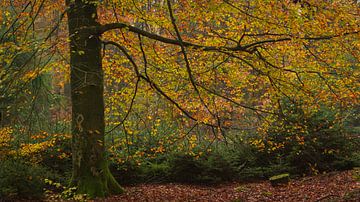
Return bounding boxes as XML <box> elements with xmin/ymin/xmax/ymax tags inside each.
<box><xmin>66</xmin><ymin>0</ymin><xmax>123</xmax><ymax>198</ymax></box>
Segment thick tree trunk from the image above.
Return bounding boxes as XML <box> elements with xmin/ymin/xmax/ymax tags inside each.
<box><xmin>66</xmin><ymin>0</ymin><xmax>123</xmax><ymax>198</ymax></box>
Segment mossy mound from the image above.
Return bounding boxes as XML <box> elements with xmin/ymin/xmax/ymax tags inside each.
<box><xmin>269</xmin><ymin>173</ymin><xmax>290</xmax><ymax>186</ymax></box>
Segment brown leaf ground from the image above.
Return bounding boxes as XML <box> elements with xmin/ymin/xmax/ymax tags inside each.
<box><xmin>94</xmin><ymin>170</ymin><xmax>359</xmax><ymax>202</ymax></box>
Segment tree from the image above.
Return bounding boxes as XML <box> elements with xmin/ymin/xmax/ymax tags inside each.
<box><xmin>65</xmin><ymin>0</ymin><xmax>124</xmax><ymax>197</ymax></box>
<box><xmin>0</xmin><ymin>1</ymin><xmax>52</xmax><ymax>130</ymax></box>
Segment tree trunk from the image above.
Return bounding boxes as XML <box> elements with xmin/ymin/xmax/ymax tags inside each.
<box><xmin>66</xmin><ymin>0</ymin><xmax>124</xmax><ymax>198</ymax></box>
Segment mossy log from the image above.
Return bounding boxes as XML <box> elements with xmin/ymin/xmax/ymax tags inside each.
<box><xmin>269</xmin><ymin>173</ymin><xmax>290</xmax><ymax>186</ymax></box>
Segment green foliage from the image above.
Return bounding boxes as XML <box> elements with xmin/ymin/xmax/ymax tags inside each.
<box><xmin>167</xmin><ymin>152</ymin><xmax>236</xmax><ymax>183</ymax></box>
<box><xmin>142</xmin><ymin>162</ymin><xmax>171</xmax><ymax>182</ymax></box>
<box><xmin>167</xmin><ymin>153</ymin><xmax>204</xmax><ymax>183</ymax></box>
<box><xmin>110</xmin><ymin>152</ymin><xmax>236</xmax><ymax>184</ymax></box>
<box><xmin>0</xmin><ymin>159</ymin><xmax>52</xmax><ymax>199</ymax></box>
<box><xmin>351</xmin><ymin>152</ymin><xmax>360</xmax><ymax>168</ymax></box>
<box><xmin>239</xmin><ymin>164</ymin><xmax>296</xmax><ymax>180</ymax></box>
<box><xmin>39</xmin><ymin>134</ymin><xmax>72</xmax><ymax>181</ymax></box>
<box><xmin>44</xmin><ymin>179</ymin><xmax>88</xmax><ymax>201</ymax></box>
<box><xmin>249</xmin><ymin>101</ymin><xmax>359</xmax><ymax>174</ymax></box>
<box><xmin>343</xmin><ymin>189</ymin><xmax>360</xmax><ymax>201</ymax></box>
<box><xmin>111</xmin><ymin>157</ymin><xmax>173</xmax><ymax>184</ymax></box>
<box><xmin>106</xmin><ymin>100</ymin><xmax>358</xmax><ymax>183</ymax></box>
<box><xmin>199</xmin><ymin>152</ymin><xmax>238</xmax><ymax>183</ymax></box>
<box><xmin>211</xmin><ymin>142</ymin><xmax>295</xmax><ymax>180</ymax></box>
<box><xmin>110</xmin><ymin>160</ymin><xmax>144</xmax><ymax>184</ymax></box>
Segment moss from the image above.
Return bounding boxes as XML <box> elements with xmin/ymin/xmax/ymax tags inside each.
<box><xmin>269</xmin><ymin>173</ymin><xmax>290</xmax><ymax>186</ymax></box>
<box><xmin>234</xmin><ymin>186</ymin><xmax>250</xmax><ymax>192</ymax></box>
<box><xmin>343</xmin><ymin>188</ymin><xmax>360</xmax><ymax>200</ymax></box>
<box><xmin>71</xmin><ymin>161</ymin><xmax>124</xmax><ymax>199</ymax></box>
<box><xmin>269</xmin><ymin>173</ymin><xmax>290</xmax><ymax>181</ymax></box>
<box><xmin>105</xmin><ymin>169</ymin><xmax>125</xmax><ymax>195</ymax></box>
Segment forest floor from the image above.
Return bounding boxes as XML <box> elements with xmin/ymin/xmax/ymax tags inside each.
<box><xmin>94</xmin><ymin>170</ymin><xmax>359</xmax><ymax>202</ymax></box>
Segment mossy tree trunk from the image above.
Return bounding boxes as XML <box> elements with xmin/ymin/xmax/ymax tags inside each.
<box><xmin>66</xmin><ymin>0</ymin><xmax>123</xmax><ymax>198</ymax></box>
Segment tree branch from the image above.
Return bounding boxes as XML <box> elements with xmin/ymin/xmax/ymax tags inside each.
<box><xmin>93</xmin><ymin>21</ymin><xmax>358</xmax><ymax>55</ymax></box>
<box><xmin>94</xmin><ymin>22</ymin><xmax>249</xmax><ymax>52</ymax></box>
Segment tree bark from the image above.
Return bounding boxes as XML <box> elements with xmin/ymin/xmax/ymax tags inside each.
<box><xmin>66</xmin><ymin>0</ymin><xmax>123</xmax><ymax>198</ymax></box>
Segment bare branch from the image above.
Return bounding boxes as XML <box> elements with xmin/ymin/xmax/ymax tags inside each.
<box><xmin>166</xmin><ymin>0</ymin><xmax>216</xmax><ymax>119</ymax></box>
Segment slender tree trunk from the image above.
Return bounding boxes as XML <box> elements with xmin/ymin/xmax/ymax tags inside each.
<box><xmin>66</xmin><ymin>0</ymin><xmax>123</xmax><ymax>198</ymax></box>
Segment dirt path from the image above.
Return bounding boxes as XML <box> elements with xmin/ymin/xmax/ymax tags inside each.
<box><xmin>94</xmin><ymin>170</ymin><xmax>359</xmax><ymax>202</ymax></box>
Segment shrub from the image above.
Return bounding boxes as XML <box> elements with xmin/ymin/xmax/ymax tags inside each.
<box><xmin>199</xmin><ymin>152</ymin><xmax>237</xmax><ymax>183</ymax></box>
<box><xmin>110</xmin><ymin>158</ymin><xmax>171</xmax><ymax>184</ymax></box>
<box><xmin>0</xmin><ymin>158</ymin><xmax>52</xmax><ymax>199</ymax></box>
<box><xmin>142</xmin><ymin>162</ymin><xmax>170</xmax><ymax>183</ymax></box>
<box><xmin>168</xmin><ymin>153</ymin><xmax>203</xmax><ymax>183</ymax></box>
<box><xmin>248</xmin><ymin>101</ymin><xmax>359</xmax><ymax>174</ymax></box>
<box><xmin>110</xmin><ymin>160</ymin><xmax>144</xmax><ymax>184</ymax></box>
<box><xmin>167</xmin><ymin>152</ymin><xmax>236</xmax><ymax>183</ymax></box>
<box><xmin>111</xmin><ymin>152</ymin><xmax>237</xmax><ymax>184</ymax></box>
